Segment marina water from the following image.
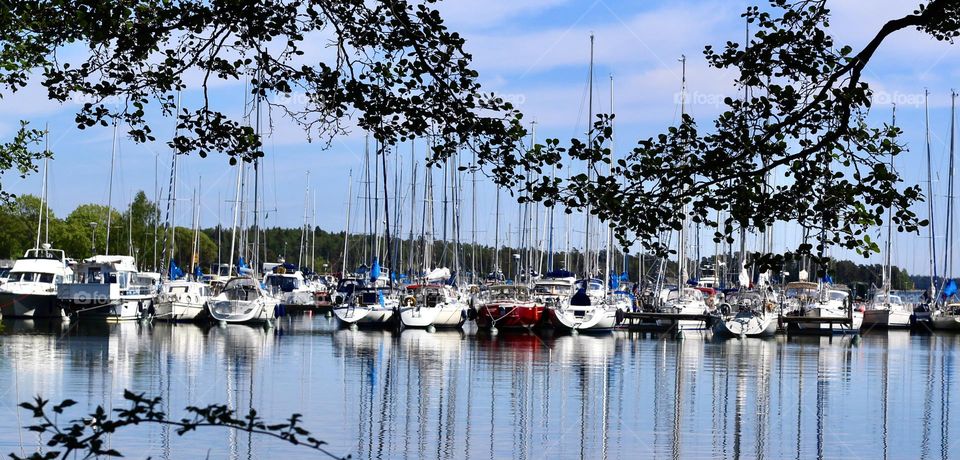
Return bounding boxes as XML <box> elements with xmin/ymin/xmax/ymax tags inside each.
<box><xmin>0</xmin><ymin>316</ymin><xmax>957</xmax><ymax>459</ymax></box>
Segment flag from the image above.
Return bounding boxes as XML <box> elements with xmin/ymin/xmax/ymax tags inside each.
<box><xmin>193</xmin><ymin>265</ymin><xmax>203</xmax><ymax>280</ymax></box>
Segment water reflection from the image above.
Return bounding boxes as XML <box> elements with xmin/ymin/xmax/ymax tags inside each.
<box><xmin>0</xmin><ymin>317</ymin><xmax>958</xmax><ymax>459</ymax></box>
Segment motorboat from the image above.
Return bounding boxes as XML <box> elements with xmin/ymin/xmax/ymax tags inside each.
<box><xmin>57</xmin><ymin>255</ymin><xmax>158</xmax><ymax>321</ymax></box>
<box><xmin>862</xmin><ymin>292</ymin><xmax>912</xmax><ymax>328</ymax></box>
<box><xmin>0</xmin><ymin>245</ymin><xmax>74</xmax><ymax>318</ymax></box>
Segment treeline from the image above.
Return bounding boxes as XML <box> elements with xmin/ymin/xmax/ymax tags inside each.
<box><xmin>0</xmin><ymin>193</ymin><xmax>917</xmax><ymax>289</ymax></box>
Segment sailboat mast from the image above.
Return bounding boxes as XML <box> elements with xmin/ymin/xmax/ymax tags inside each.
<box><xmin>584</xmin><ymin>33</ymin><xmax>595</xmax><ymax>279</ymax></box>
<box><xmin>408</xmin><ymin>143</ymin><xmax>418</xmax><ymax>277</ymax></box>
<box><xmin>342</xmin><ymin>171</ymin><xmax>353</xmax><ymax>278</ymax></box>
<box><xmin>885</xmin><ymin>106</ymin><xmax>897</xmax><ymax>296</ymax></box>
<box><xmin>105</xmin><ymin>120</ymin><xmax>118</xmax><ymax>255</ymax></box>
<box><xmin>677</xmin><ymin>55</ymin><xmax>688</xmax><ymax>293</ymax></box>
<box><xmin>925</xmin><ymin>90</ymin><xmax>938</xmax><ymax>298</ymax></box>
<box><xmin>946</xmin><ymin>94</ymin><xmax>956</xmax><ymax>286</ymax></box>
<box><xmin>605</xmin><ymin>73</ymin><xmax>614</xmax><ymax>292</ymax></box>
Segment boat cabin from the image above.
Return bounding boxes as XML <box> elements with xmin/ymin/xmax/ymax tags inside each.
<box><xmin>73</xmin><ymin>255</ymin><xmax>153</xmax><ymax>295</ymax></box>
<box><xmin>486</xmin><ymin>285</ymin><xmax>531</xmax><ymax>302</ymax></box>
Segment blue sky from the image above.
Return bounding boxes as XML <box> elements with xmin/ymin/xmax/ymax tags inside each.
<box><xmin>1</xmin><ymin>0</ymin><xmax>958</xmax><ymax>274</ymax></box>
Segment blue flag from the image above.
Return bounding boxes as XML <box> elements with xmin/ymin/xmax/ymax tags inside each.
<box><xmin>609</xmin><ymin>272</ymin><xmax>620</xmax><ymax>290</ymax></box>
<box><xmin>193</xmin><ymin>265</ymin><xmax>203</xmax><ymax>280</ymax></box>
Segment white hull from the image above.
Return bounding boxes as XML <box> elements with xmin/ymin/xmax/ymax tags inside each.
<box><xmin>400</xmin><ymin>305</ymin><xmax>465</xmax><ymax>328</ymax></box>
<box><xmin>155</xmin><ymin>300</ymin><xmax>204</xmax><ymax>322</ymax></box>
<box><xmin>62</xmin><ymin>297</ymin><xmax>155</xmax><ymax>321</ymax></box>
<box><xmin>549</xmin><ymin>306</ymin><xmax>617</xmax><ymax>332</ymax></box>
<box><xmin>0</xmin><ymin>292</ymin><xmax>62</xmax><ymax>318</ymax></box>
<box><xmin>355</xmin><ymin>308</ymin><xmax>395</xmax><ymax>326</ymax></box>
<box><xmin>714</xmin><ymin>311</ymin><xmax>777</xmax><ymax>337</ymax></box>
<box><xmin>207</xmin><ymin>299</ymin><xmax>274</xmax><ymax>324</ymax></box>
<box><xmin>862</xmin><ymin>308</ymin><xmax>912</xmax><ymax>328</ymax></box>
<box><xmin>333</xmin><ymin>305</ymin><xmax>372</xmax><ymax>325</ymax></box>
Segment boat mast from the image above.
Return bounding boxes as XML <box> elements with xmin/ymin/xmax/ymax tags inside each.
<box><xmin>605</xmin><ymin>74</ymin><xmax>614</xmax><ymax>293</ymax></box>
<box><xmin>925</xmin><ymin>90</ymin><xmax>938</xmax><ymax>299</ymax></box>
<box><xmin>884</xmin><ymin>106</ymin><xmax>897</xmax><ymax>299</ymax></box>
<box><xmin>35</xmin><ymin>127</ymin><xmax>49</xmax><ymax>249</ymax></box>
<box><xmin>677</xmin><ymin>55</ymin><xmax>688</xmax><ymax>294</ymax></box>
<box><xmin>299</xmin><ymin>171</ymin><xmax>310</xmax><ymax>268</ymax></box>
<box><xmin>584</xmin><ymin>33</ymin><xmax>595</xmax><ymax>279</ymax></box>
<box><xmin>945</xmin><ymin>93</ymin><xmax>957</xmax><ymax>294</ymax></box>
<box><xmin>408</xmin><ymin>142</ymin><xmax>418</xmax><ymax>278</ymax></box>
<box><xmin>342</xmin><ymin>171</ymin><xmax>353</xmax><ymax>278</ymax></box>
<box><xmin>105</xmin><ymin>119</ymin><xmax>118</xmax><ymax>255</ymax></box>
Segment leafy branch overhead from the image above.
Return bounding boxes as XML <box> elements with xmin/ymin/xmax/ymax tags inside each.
<box><xmin>0</xmin><ymin>0</ymin><xmax>526</xmax><ymax>173</ymax></box>
<box><xmin>14</xmin><ymin>390</ymin><xmax>348</xmax><ymax>459</ymax></box>
<box><xmin>526</xmin><ymin>0</ymin><xmax>958</xmax><ymax>268</ymax></box>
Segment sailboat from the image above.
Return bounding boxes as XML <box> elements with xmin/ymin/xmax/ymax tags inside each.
<box><xmin>934</xmin><ymin>91</ymin><xmax>960</xmax><ymax>330</ymax></box>
<box><xmin>156</xmin><ymin>188</ymin><xmax>209</xmax><ymax>322</ymax></box>
<box><xmin>0</xmin><ymin>139</ymin><xmax>75</xmax><ymax>318</ymax></box>
<box><xmin>657</xmin><ymin>55</ymin><xmax>710</xmax><ymax>331</ymax></box>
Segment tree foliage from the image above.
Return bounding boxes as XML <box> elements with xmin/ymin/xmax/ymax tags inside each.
<box><xmin>14</xmin><ymin>390</ymin><xmax>347</xmax><ymax>460</ymax></box>
<box><xmin>524</xmin><ymin>0</ymin><xmax>960</xmax><ymax>270</ymax></box>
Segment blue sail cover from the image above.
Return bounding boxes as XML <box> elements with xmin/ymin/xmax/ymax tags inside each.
<box><xmin>169</xmin><ymin>259</ymin><xmax>184</xmax><ymax>280</ymax></box>
<box><xmin>944</xmin><ymin>279</ymin><xmax>958</xmax><ymax>298</ymax></box>
<box><xmin>609</xmin><ymin>272</ymin><xmax>620</xmax><ymax>290</ymax></box>
<box><xmin>193</xmin><ymin>265</ymin><xmax>203</xmax><ymax>279</ymax></box>
<box><xmin>237</xmin><ymin>257</ymin><xmax>252</xmax><ymax>275</ymax></box>
<box><xmin>370</xmin><ymin>258</ymin><xmax>381</xmax><ymax>282</ymax></box>
<box><xmin>619</xmin><ymin>272</ymin><xmax>629</xmax><ymax>281</ymax></box>
<box><xmin>822</xmin><ymin>274</ymin><xmax>833</xmax><ymax>284</ymax></box>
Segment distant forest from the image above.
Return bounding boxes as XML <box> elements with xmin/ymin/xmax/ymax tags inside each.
<box><xmin>0</xmin><ymin>193</ymin><xmax>916</xmax><ymax>291</ymax></box>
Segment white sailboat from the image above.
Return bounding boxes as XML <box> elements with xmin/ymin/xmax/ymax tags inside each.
<box><xmin>156</xmin><ymin>189</ymin><xmax>209</xmax><ymax>322</ymax></box>
<box><xmin>399</xmin><ymin>281</ymin><xmax>467</xmax><ymax>329</ymax></box>
<box><xmin>934</xmin><ymin>92</ymin><xmax>960</xmax><ymax>330</ymax></box>
<box><xmin>713</xmin><ymin>291</ymin><xmax>777</xmax><ymax>337</ymax></box>
<box><xmin>206</xmin><ymin>276</ymin><xmax>277</xmax><ymax>324</ymax></box>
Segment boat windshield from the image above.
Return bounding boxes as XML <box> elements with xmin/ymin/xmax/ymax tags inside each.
<box><xmin>873</xmin><ymin>293</ymin><xmax>903</xmax><ymax>305</ymax></box>
<box><xmin>827</xmin><ymin>290</ymin><xmax>848</xmax><ymax>302</ymax></box>
<box><xmin>665</xmin><ymin>288</ymin><xmax>703</xmax><ymax>301</ymax></box>
<box><xmin>221</xmin><ymin>278</ymin><xmax>262</xmax><ymax>301</ymax></box>
<box><xmin>576</xmin><ymin>279</ymin><xmax>604</xmax><ymax>291</ymax></box>
<box><xmin>533</xmin><ymin>282</ymin><xmax>573</xmax><ymax>295</ymax></box>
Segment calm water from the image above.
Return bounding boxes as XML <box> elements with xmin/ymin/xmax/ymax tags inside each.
<box><xmin>0</xmin><ymin>316</ymin><xmax>957</xmax><ymax>459</ymax></box>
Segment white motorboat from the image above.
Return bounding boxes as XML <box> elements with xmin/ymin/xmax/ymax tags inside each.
<box><xmin>57</xmin><ymin>255</ymin><xmax>158</xmax><ymax>321</ymax></box>
<box><xmin>399</xmin><ymin>284</ymin><xmax>467</xmax><ymax>328</ymax></box>
<box><xmin>545</xmin><ymin>277</ymin><xmax>619</xmax><ymax>333</ymax></box>
<box><xmin>155</xmin><ymin>279</ymin><xmax>210</xmax><ymax>322</ymax></box>
<box><xmin>206</xmin><ymin>276</ymin><xmax>278</xmax><ymax>324</ymax></box>
<box><xmin>862</xmin><ymin>292</ymin><xmax>912</xmax><ymax>328</ymax></box>
<box><xmin>0</xmin><ymin>245</ymin><xmax>74</xmax><ymax>318</ymax></box>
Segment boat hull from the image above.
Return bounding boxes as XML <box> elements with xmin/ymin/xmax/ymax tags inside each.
<box><xmin>862</xmin><ymin>308</ymin><xmax>912</xmax><ymax>328</ymax></box>
<box><xmin>932</xmin><ymin>313</ymin><xmax>960</xmax><ymax>330</ymax></box>
<box><xmin>207</xmin><ymin>299</ymin><xmax>272</xmax><ymax>324</ymax></box>
<box><xmin>547</xmin><ymin>306</ymin><xmax>617</xmax><ymax>332</ymax></box>
<box><xmin>0</xmin><ymin>292</ymin><xmax>62</xmax><ymax>318</ymax></box>
<box><xmin>475</xmin><ymin>302</ymin><xmax>544</xmax><ymax>330</ymax></box>
<box><xmin>155</xmin><ymin>300</ymin><xmax>204</xmax><ymax>322</ymax></box>
<box><xmin>400</xmin><ymin>305</ymin><xmax>466</xmax><ymax>328</ymax></box>
<box><xmin>714</xmin><ymin>312</ymin><xmax>777</xmax><ymax>338</ymax></box>
<box><xmin>333</xmin><ymin>305</ymin><xmax>372</xmax><ymax>325</ymax></box>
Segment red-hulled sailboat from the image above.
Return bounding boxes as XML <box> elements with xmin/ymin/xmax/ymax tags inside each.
<box><xmin>475</xmin><ymin>284</ymin><xmax>545</xmax><ymax>330</ymax></box>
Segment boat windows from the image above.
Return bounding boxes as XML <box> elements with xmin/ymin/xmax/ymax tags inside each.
<box><xmin>37</xmin><ymin>273</ymin><xmax>54</xmax><ymax>283</ymax></box>
<box><xmin>265</xmin><ymin>275</ymin><xmax>300</xmax><ymax>293</ymax></box>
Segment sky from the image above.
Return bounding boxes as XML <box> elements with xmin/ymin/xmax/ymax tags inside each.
<box><xmin>1</xmin><ymin>0</ymin><xmax>958</xmax><ymax>275</ymax></box>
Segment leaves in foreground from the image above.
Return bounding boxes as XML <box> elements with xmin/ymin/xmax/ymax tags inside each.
<box><xmin>13</xmin><ymin>390</ymin><xmax>349</xmax><ymax>460</ymax></box>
